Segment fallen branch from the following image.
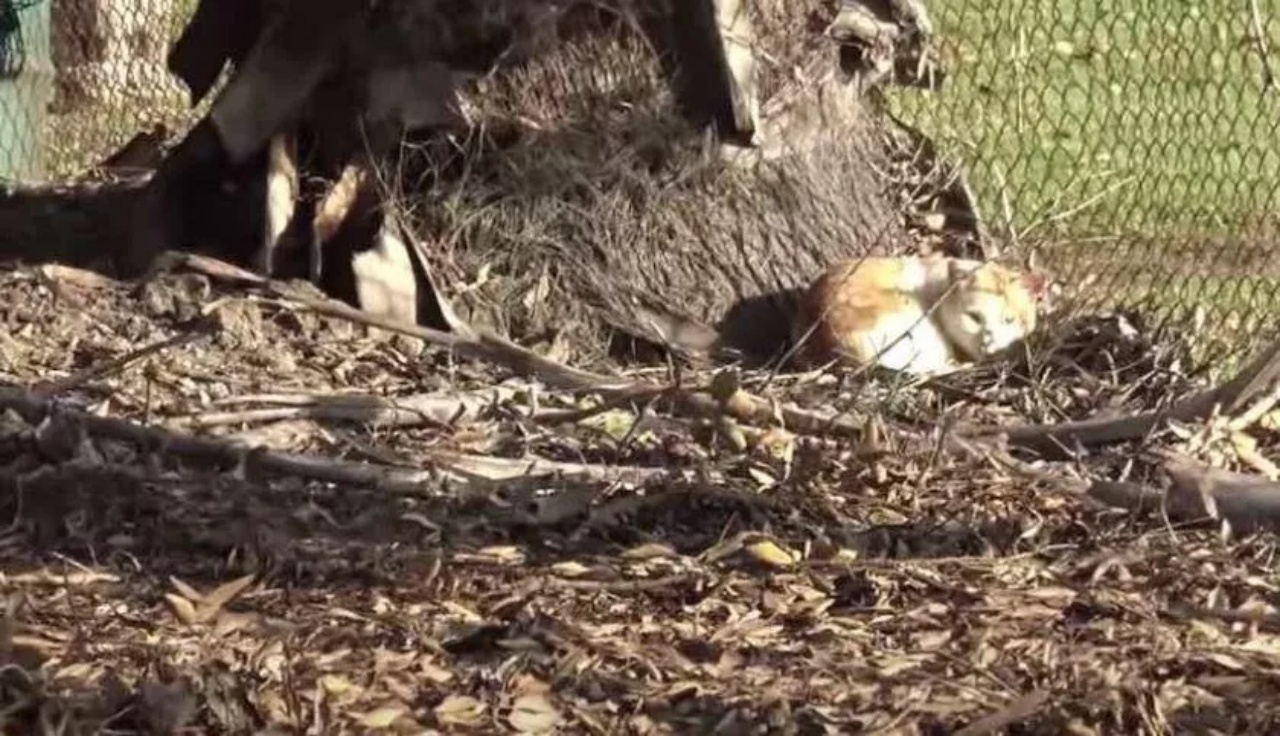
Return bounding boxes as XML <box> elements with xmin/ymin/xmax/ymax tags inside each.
<box><xmin>157</xmin><ymin>251</ymin><xmax>865</xmax><ymax>438</ymax></box>
<box><xmin>1083</xmin><ymin>451</ymin><xmax>1280</xmax><ymax>534</ymax></box>
<box><xmin>547</xmin><ymin>572</ymin><xmax>700</xmax><ymax>593</ymax></box>
<box><xmin>1084</xmin><ymin>480</ymin><xmax>1165</xmax><ymax>514</ymax></box>
<box><xmin>172</xmin><ymin>386</ymin><xmax>523</xmax><ymax>430</ymax></box>
<box><xmin>0</xmin><ymin>385</ymin><xmax>666</xmax><ymax>496</ymax></box>
<box><xmin>6</xmin><ymin>386</ymin><xmax>437</xmax><ymax>492</ymax></box>
<box><xmin>1161</xmin><ymin>452</ymin><xmax>1280</xmax><ymax>534</ymax></box>
<box><xmin>1163</xmin><ymin>601</ymin><xmax>1280</xmax><ymax>633</ymax></box>
<box><xmin>156</xmin><ymin>251</ymin><xmax>629</xmax><ymax>391</ymax></box>
<box><xmin>965</xmin><ymin>337</ymin><xmax>1280</xmax><ymax>459</ymax></box>
<box><xmin>425</xmin><ymin>448</ymin><xmax>667</xmax><ymax>490</ymax></box>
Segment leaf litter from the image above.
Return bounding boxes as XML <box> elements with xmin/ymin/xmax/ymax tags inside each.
<box><xmin>0</xmin><ymin>263</ymin><xmax>1279</xmax><ymax>734</ymax></box>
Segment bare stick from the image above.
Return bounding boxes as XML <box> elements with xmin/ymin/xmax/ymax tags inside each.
<box><xmin>1</xmin><ymin>385</ymin><xmax>436</xmax><ymax>492</ymax></box>
<box><xmin>967</xmin><ymin>336</ymin><xmax>1280</xmax><ymax>459</ymax></box>
<box><xmin>1164</xmin><ymin>601</ymin><xmax>1280</xmax><ymax>633</ymax></box>
<box><xmin>34</xmin><ymin>316</ymin><xmax>216</xmax><ymax>396</ymax></box>
<box><xmin>548</xmin><ymin>572</ymin><xmax>700</xmax><ymax>593</ymax></box>
<box><xmin>1085</xmin><ymin>480</ymin><xmax>1165</xmax><ymax>513</ymax></box>
<box><xmin>1161</xmin><ymin>452</ymin><xmax>1280</xmax><ymax>533</ymax></box>
<box><xmin>171</xmin><ymin>387</ymin><xmax>522</xmax><ymax>430</ymax></box>
<box><xmin>426</xmin><ymin>449</ymin><xmax>666</xmax><ymax>490</ymax></box>
<box><xmin>0</xmin><ymin>385</ymin><xmax>667</xmax><ymax>496</ymax></box>
<box><xmin>266</xmin><ymin>273</ymin><xmax>626</xmax><ymax>392</ymax></box>
<box><xmin>1082</xmin><ymin>451</ymin><xmax>1280</xmax><ymax>534</ymax></box>
<box><xmin>158</xmin><ymin>251</ymin><xmax>865</xmax><ymax>438</ymax></box>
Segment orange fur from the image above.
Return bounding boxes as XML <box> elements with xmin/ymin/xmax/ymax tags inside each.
<box><xmin>793</xmin><ymin>255</ymin><xmax>1048</xmax><ymax>375</ymax></box>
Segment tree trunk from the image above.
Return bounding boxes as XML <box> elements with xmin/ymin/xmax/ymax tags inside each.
<box><xmin>420</xmin><ymin>0</ymin><xmax>915</xmax><ymax>366</ymax></box>
<box><xmin>51</xmin><ymin>0</ymin><xmax>179</xmax><ymax>113</ymax></box>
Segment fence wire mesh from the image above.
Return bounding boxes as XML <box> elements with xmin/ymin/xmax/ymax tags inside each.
<box><xmin>0</xmin><ymin>0</ymin><xmax>1277</xmax><ymax>370</ymax></box>
<box><xmin>0</xmin><ymin>0</ymin><xmax>194</xmax><ymax>182</ymax></box>
<box><xmin>888</xmin><ymin>0</ymin><xmax>1280</xmax><ymax>371</ymax></box>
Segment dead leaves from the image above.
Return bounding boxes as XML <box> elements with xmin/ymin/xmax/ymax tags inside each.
<box><xmin>507</xmin><ymin>692</ymin><xmax>563</xmax><ymax>733</ymax></box>
<box><xmin>744</xmin><ymin>539</ymin><xmax>800</xmax><ymax>569</ymax></box>
<box><xmin>164</xmin><ymin>574</ymin><xmax>257</xmax><ymax>627</ymax></box>
<box><xmin>702</xmin><ymin>532</ymin><xmax>801</xmax><ymax>571</ymax></box>
<box><xmin>435</xmin><ymin>693</ymin><xmax>488</xmax><ymax>727</ymax></box>
<box><xmin>12</xmin><ymin>263</ymin><xmax>1280</xmax><ymax>734</ymax></box>
<box><xmin>432</xmin><ymin>681</ymin><xmax>562</xmax><ymax>732</ymax></box>
<box><xmin>506</xmin><ymin>676</ymin><xmax>563</xmax><ymax>734</ymax></box>
<box><xmin>357</xmin><ymin>702</ymin><xmax>415</xmax><ymax>730</ymax></box>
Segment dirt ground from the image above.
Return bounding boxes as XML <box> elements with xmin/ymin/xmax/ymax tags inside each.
<box><xmin>2</xmin><ymin>259</ymin><xmax>1280</xmax><ymax>735</ymax></box>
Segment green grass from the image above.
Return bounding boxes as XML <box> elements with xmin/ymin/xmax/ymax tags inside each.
<box><xmin>886</xmin><ymin>0</ymin><xmax>1280</xmax><ymax>367</ymax></box>
<box><xmin>888</xmin><ymin>0</ymin><xmax>1280</xmax><ymax>238</ymax></box>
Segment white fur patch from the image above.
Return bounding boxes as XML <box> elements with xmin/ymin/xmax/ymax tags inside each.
<box><xmin>860</xmin><ymin>309</ymin><xmax>957</xmax><ymax>374</ymax></box>
<box><xmin>351</xmin><ymin>223</ymin><xmax>419</xmax><ymax>330</ymax></box>
<box><xmin>896</xmin><ymin>258</ymin><xmax>930</xmax><ymax>292</ymax></box>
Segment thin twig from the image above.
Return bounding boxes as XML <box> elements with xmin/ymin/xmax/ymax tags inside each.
<box><xmin>171</xmin><ymin>387</ymin><xmax>522</xmax><ymax>430</ymax></box>
<box><xmin>1249</xmin><ymin>0</ymin><xmax>1278</xmax><ymax>95</ymax></box>
<box><xmin>547</xmin><ymin>572</ymin><xmax>700</xmax><ymax>593</ymax></box>
<box><xmin>1164</xmin><ymin>600</ymin><xmax>1280</xmax><ymax>632</ymax></box>
<box><xmin>34</xmin><ymin>315</ymin><xmax>217</xmax><ymax>396</ymax></box>
<box><xmin>2</xmin><ymin>385</ymin><xmax>438</xmax><ymax>492</ymax></box>
<box><xmin>966</xmin><ymin>336</ymin><xmax>1280</xmax><ymax>459</ymax></box>
<box><xmin>0</xmin><ymin>384</ymin><xmax>672</xmax><ymax>496</ymax></box>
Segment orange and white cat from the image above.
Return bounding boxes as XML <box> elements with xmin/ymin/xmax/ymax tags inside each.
<box><xmin>792</xmin><ymin>255</ymin><xmax>1049</xmax><ymax>376</ymax></box>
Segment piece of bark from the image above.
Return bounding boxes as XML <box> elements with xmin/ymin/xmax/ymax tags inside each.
<box><xmin>971</xmin><ymin>338</ymin><xmax>1280</xmax><ymax>459</ymax></box>
<box><xmin>1085</xmin><ymin>453</ymin><xmax>1280</xmax><ymax>534</ymax></box>
<box><xmin>1163</xmin><ymin>453</ymin><xmax>1280</xmax><ymax>533</ymax></box>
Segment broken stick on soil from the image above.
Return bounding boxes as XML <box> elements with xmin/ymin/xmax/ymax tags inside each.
<box><xmin>158</xmin><ymin>251</ymin><xmax>866</xmax><ymax>438</ymax></box>
<box><xmin>172</xmin><ymin>386</ymin><xmax>523</xmax><ymax>430</ymax></box>
<box><xmin>1082</xmin><ymin>449</ymin><xmax>1280</xmax><ymax>534</ymax></box>
<box><xmin>0</xmin><ymin>386</ymin><xmax>667</xmax><ymax>496</ymax></box>
<box><xmin>966</xmin><ymin>336</ymin><xmax>1280</xmax><ymax>459</ymax></box>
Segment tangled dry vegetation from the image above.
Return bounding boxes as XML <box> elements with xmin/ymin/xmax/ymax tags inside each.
<box><xmin>409</xmin><ymin>3</ymin><xmax>913</xmax><ymax>366</ymax></box>
<box><xmin>2</xmin><ymin>248</ymin><xmax>1280</xmax><ymax>734</ymax></box>
<box><xmin>6</xmin><ymin>2</ymin><xmax>1280</xmax><ymax>733</ymax></box>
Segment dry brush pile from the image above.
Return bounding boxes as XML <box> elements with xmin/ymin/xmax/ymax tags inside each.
<box><xmin>1</xmin><ymin>242</ymin><xmax>1280</xmax><ymax>734</ymax></box>
<box><xmin>381</xmin><ymin>0</ymin><xmax>939</xmax><ymax>368</ymax></box>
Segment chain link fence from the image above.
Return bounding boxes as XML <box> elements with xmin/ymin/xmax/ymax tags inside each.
<box><xmin>0</xmin><ymin>0</ymin><xmax>194</xmax><ymax>181</ymax></box>
<box><xmin>887</xmin><ymin>0</ymin><xmax>1280</xmax><ymax>369</ymax></box>
<box><xmin>1</xmin><ymin>0</ymin><xmax>1278</xmax><ymax>367</ymax></box>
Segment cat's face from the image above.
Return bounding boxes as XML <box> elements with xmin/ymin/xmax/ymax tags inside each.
<box><xmin>941</xmin><ymin>260</ymin><xmax>1047</xmax><ymax>360</ymax></box>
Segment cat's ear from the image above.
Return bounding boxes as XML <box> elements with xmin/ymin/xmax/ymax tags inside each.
<box><xmin>1022</xmin><ymin>271</ymin><xmax>1048</xmax><ymax>296</ymax></box>
<box><xmin>1023</xmin><ymin>271</ymin><xmax>1061</xmax><ymax>314</ymax></box>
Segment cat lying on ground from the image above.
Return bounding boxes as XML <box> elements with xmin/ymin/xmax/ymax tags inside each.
<box><xmin>793</xmin><ymin>254</ymin><xmax>1051</xmax><ymax>376</ymax></box>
